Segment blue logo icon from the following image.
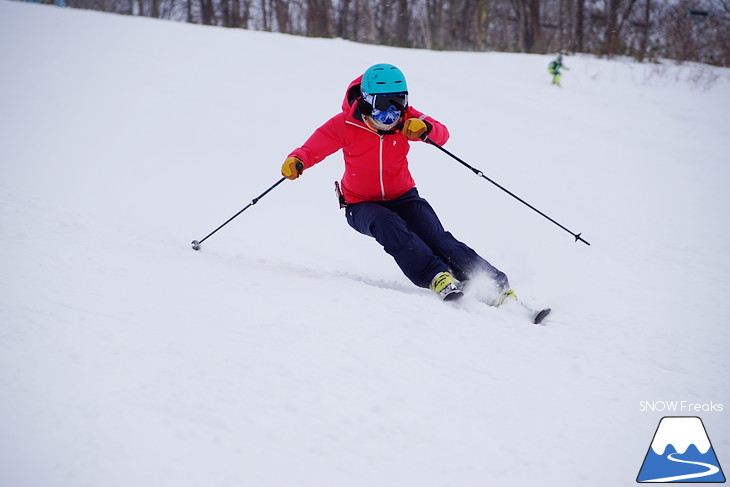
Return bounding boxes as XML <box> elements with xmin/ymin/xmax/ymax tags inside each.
<box><xmin>637</xmin><ymin>416</ymin><xmax>725</xmax><ymax>483</ymax></box>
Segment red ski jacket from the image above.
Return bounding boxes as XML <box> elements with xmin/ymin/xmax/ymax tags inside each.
<box><xmin>288</xmin><ymin>75</ymin><xmax>450</xmax><ymax>204</ymax></box>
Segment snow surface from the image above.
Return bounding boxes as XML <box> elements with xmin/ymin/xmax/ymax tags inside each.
<box><xmin>1</xmin><ymin>1</ymin><xmax>730</xmax><ymax>486</ymax></box>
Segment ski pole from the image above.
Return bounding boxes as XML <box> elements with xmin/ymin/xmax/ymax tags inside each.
<box><xmin>424</xmin><ymin>137</ymin><xmax>590</xmax><ymax>246</ymax></box>
<box><xmin>191</xmin><ymin>162</ymin><xmax>302</xmax><ymax>251</ymax></box>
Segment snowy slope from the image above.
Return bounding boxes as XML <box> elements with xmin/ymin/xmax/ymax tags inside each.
<box><xmin>1</xmin><ymin>1</ymin><xmax>729</xmax><ymax>486</ymax></box>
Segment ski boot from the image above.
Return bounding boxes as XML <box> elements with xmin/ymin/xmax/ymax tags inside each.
<box><xmin>430</xmin><ymin>271</ymin><xmax>463</xmax><ymax>301</ymax></box>
<box><xmin>493</xmin><ymin>288</ymin><xmax>518</xmax><ymax>307</ymax></box>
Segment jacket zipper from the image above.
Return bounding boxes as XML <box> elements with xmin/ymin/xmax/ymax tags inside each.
<box><xmin>346</xmin><ymin>120</ymin><xmax>388</xmax><ymax>200</ymax></box>
<box><xmin>378</xmin><ymin>135</ymin><xmax>385</xmax><ymax>200</ymax></box>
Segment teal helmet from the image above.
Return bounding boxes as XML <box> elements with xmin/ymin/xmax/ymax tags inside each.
<box><xmin>361</xmin><ymin>64</ymin><xmax>408</xmax><ymax>95</ymax></box>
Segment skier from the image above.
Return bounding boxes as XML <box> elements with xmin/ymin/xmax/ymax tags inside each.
<box><xmin>548</xmin><ymin>53</ymin><xmax>569</xmax><ymax>86</ymax></box>
<box><xmin>281</xmin><ymin>63</ymin><xmax>515</xmax><ymax>305</ymax></box>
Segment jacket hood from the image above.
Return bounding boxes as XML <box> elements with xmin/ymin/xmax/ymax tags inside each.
<box><xmin>342</xmin><ymin>75</ymin><xmax>364</xmax><ymax>112</ymax></box>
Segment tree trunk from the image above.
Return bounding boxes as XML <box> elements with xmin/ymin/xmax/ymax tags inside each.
<box><xmin>511</xmin><ymin>0</ymin><xmax>541</xmax><ymax>53</ymax></box>
<box><xmin>200</xmin><ymin>0</ymin><xmax>214</xmax><ymax>25</ymax></box>
<box><xmin>575</xmin><ymin>0</ymin><xmax>585</xmax><ymax>52</ymax></box>
<box><xmin>637</xmin><ymin>0</ymin><xmax>651</xmax><ymax>61</ymax></box>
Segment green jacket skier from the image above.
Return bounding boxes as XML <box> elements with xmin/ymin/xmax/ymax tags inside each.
<box><xmin>548</xmin><ymin>54</ymin><xmax>569</xmax><ymax>86</ymax></box>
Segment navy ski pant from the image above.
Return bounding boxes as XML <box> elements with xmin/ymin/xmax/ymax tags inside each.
<box><xmin>345</xmin><ymin>188</ymin><xmax>509</xmax><ymax>290</ymax></box>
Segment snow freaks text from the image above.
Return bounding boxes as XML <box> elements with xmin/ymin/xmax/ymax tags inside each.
<box><xmin>639</xmin><ymin>401</ymin><xmax>724</xmax><ymax>413</ymax></box>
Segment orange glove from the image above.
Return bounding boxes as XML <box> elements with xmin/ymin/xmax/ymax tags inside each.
<box><xmin>281</xmin><ymin>157</ymin><xmax>303</xmax><ymax>180</ymax></box>
<box><xmin>402</xmin><ymin>118</ymin><xmax>429</xmax><ymax>140</ymax></box>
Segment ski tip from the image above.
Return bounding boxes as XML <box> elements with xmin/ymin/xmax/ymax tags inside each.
<box><xmin>534</xmin><ymin>308</ymin><xmax>551</xmax><ymax>325</ymax></box>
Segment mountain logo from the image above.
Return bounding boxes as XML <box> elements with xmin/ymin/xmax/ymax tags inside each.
<box><xmin>637</xmin><ymin>416</ymin><xmax>726</xmax><ymax>483</ymax></box>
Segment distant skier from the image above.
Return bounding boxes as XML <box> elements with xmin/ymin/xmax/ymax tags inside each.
<box><xmin>281</xmin><ymin>63</ymin><xmax>516</xmax><ymax>305</ymax></box>
<box><xmin>548</xmin><ymin>53</ymin><xmax>569</xmax><ymax>86</ymax></box>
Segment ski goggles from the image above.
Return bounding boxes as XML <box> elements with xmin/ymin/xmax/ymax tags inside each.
<box><xmin>363</xmin><ymin>91</ymin><xmax>408</xmax><ymax>112</ymax></box>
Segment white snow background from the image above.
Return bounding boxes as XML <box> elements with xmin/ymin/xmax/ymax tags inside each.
<box><xmin>1</xmin><ymin>1</ymin><xmax>729</xmax><ymax>486</ymax></box>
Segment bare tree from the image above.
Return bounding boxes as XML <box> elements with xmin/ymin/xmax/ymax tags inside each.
<box><xmin>603</xmin><ymin>0</ymin><xmax>638</xmax><ymax>56</ymax></box>
<box><xmin>634</xmin><ymin>0</ymin><xmax>653</xmax><ymax>61</ymax></box>
<box><xmin>472</xmin><ymin>0</ymin><xmax>491</xmax><ymax>50</ymax></box>
<box><xmin>307</xmin><ymin>0</ymin><xmax>331</xmax><ymax>37</ymax></box>
<box><xmin>199</xmin><ymin>0</ymin><xmax>215</xmax><ymax>25</ymax></box>
<box><xmin>510</xmin><ymin>0</ymin><xmax>543</xmax><ymax>52</ymax></box>
<box><xmin>63</xmin><ymin>0</ymin><xmax>730</xmax><ymax>67</ymax></box>
<box><xmin>574</xmin><ymin>0</ymin><xmax>586</xmax><ymax>52</ymax></box>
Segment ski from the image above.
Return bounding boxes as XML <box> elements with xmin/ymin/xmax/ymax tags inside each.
<box><xmin>533</xmin><ymin>307</ymin><xmax>552</xmax><ymax>325</ymax></box>
<box><xmin>457</xmin><ymin>284</ymin><xmax>551</xmax><ymax>325</ymax></box>
<box><xmin>467</xmin><ymin>296</ymin><xmax>551</xmax><ymax>325</ymax></box>
<box><xmin>517</xmin><ymin>300</ymin><xmax>551</xmax><ymax>325</ymax></box>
